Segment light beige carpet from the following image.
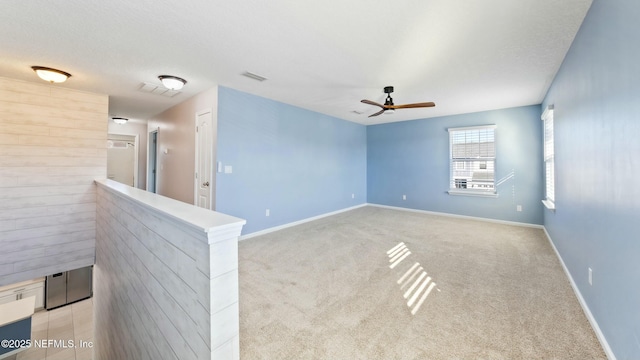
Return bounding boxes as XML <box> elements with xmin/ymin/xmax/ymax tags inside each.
<box><xmin>238</xmin><ymin>206</ymin><xmax>605</xmax><ymax>359</ymax></box>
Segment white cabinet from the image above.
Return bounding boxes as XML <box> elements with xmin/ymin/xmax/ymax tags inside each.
<box><xmin>0</xmin><ymin>292</ymin><xmax>16</xmax><ymax>306</ymax></box>
<box><xmin>21</xmin><ymin>286</ymin><xmax>45</xmax><ymax>309</ymax></box>
<box><xmin>0</xmin><ymin>278</ymin><xmax>45</xmax><ymax>310</ymax></box>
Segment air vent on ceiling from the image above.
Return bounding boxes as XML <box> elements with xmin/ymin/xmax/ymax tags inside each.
<box><xmin>138</xmin><ymin>82</ymin><xmax>181</xmax><ymax>97</ymax></box>
<box><xmin>241</xmin><ymin>71</ymin><xmax>267</xmax><ymax>82</ymax></box>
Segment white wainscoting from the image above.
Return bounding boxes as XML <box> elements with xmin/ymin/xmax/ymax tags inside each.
<box><xmin>94</xmin><ymin>179</ymin><xmax>245</xmax><ymax>360</ymax></box>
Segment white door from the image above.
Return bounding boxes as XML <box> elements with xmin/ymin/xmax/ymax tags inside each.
<box><xmin>195</xmin><ymin>109</ymin><xmax>213</xmax><ymax>209</ymax></box>
<box><xmin>107</xmin><ymin>135</ymin><xmax>137</xmax><ymax>187</ymax></box>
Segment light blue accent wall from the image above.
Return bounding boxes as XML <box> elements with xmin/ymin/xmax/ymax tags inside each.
<box><xmin>367</xmin><ymin>106</ymin><xmax>543</xmax><ymax>225</ymax></box>
<box><xmin>542</xmin><ymin>0</ymin><xmax>640</xmax><ymax>358</ymax></box>
<box><xmin>216</xmin><ymin>87</ymin><xmax>367</xmax><ymax>235</ymax></box>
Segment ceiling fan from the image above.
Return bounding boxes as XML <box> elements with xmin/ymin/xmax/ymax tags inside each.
<box><xmin>360</xmin><ymin>86</ymin><xmax>435</xmax><ymax>117</ymax></box>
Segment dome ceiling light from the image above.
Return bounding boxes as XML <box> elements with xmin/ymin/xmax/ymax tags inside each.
<box><xmin>31</xmin><ymin>66</ymin><xmax>71</xmax><ymax>83</ymax></box>
<box><xmin>158</xmin><ymin>75</ymin><xmax>187</xmax><ymax>90</ymax></box>
<box><xmin>112</xmin><ymin>117</ymin><xmax>128</xmax><ymax>125</ymax></box>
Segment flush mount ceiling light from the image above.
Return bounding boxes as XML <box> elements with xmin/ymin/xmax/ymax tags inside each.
<box><xmin>112</xmin><ymin>117</ymin><xmax>128</xmax><ymax>125</ymax></box>
<box><xmin>158</xmin><ymin>75</ymin><xmax>187</xmax><ymax>90</ymax></box>
<box><xmin>31</xmin><ymin>66</ymin><xmax>71</xmax><ymax>83</ymax></box>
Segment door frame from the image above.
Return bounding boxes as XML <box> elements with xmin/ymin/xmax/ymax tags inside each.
<box><xmin>107</xmin><ymin>133</ymin><xmax>139</xmax><ymax>188</ymax></box>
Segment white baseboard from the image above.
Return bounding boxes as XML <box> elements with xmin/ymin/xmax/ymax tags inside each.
<box><xmin>542</xmin><ymin>227</ymin><xmax>616</xmax><ymax>360</ymax></box>
<box><xmin>242</xmin><ymin>203</ymin><xmax>542</xmax><ymax>241</ymax></box>
<box><xmin>367</xmin><ymin>203</ymin><xmax>544</xmax><ymax>229</ymax></box>
<box><xmin>239</xmin><ymin>203</ymin><xmax>368</xmax><ymax>241</ymax></box>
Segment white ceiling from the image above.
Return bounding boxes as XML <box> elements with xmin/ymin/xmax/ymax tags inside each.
<box><xmin>0</xmin><ymin>0</ymin><xmax>592</xmax><ymax>125</ymax></box>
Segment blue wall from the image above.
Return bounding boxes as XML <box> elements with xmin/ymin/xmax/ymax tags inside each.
<box><xmin>367</xmin><ymin>106</ymin><xmax>543</xmax><ymax>225</ymax></box>
<box><xmin>216</xmin><ymin>87</ymin><xmax>367</xmax><ymax>235</ymax></box>
<box><xmin>215</xmin><ymin>1</ymin><xmax>640</xmax><ymax>353</ymax></box>
<box><xmin>542</xmin><ymin>0</ymin><xmax>640</xmax><ymax>358</ymax></box>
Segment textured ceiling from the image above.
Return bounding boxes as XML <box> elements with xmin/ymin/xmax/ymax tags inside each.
<box><xmin>0</xmin><ymin>0</ymin><xmax>592</xmax><ymax>125</ymax></box>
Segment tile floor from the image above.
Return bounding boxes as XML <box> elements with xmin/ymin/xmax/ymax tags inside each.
<box><xmin>6</xmin><ymin>298</ymin><xmax>93</xmax><ymax>360</ymax></box>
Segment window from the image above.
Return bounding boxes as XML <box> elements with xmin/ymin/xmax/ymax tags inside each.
<box><xmin>542</xmin><ymin>105</ymin><xmax>555</xmax><ymax>209</ymax></box>
<box><xmin>448</xmin><ymin>125</ymin><xmax>497</xmax><ymax>197</ymax></box>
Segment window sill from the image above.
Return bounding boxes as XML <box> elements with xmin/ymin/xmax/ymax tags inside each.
<box><xmin>447</xmin><ymin>190</ymin><xmax>498</xmax><ymax>198</ymax></box>
<box><xmin>542</xmin><ymin>199</ymin><xmax>556</xmax><ymax>211</ymax></box>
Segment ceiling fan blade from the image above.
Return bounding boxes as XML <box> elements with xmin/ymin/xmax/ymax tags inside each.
<box><xmin>361</xmin><ymin>99</ymin><xmax>385</xmax><ymax>109</ymax></box>
<box><xmin>368</xmin><ymin>109</ymin><xmax>386</xmax><ymax>117</ymax></box>
<box><xmin>389</xmin><ymin>102</ymin><xmax>436</xmax><ymax>109</ymax></box>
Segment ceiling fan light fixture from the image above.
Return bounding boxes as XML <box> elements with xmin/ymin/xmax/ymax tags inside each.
<box><xmin>158</xmin><ymin>75</ymin><xmax>187</xmax><ymax>90</ymax></box>
<box><xmin>31</xmin><ymin>66</ymin><xmax>71</xmax><ymax>83</ymax></box>
<box><xmin>112</xmin><ymin>117</ymin><xmax>128</xmax><ymax>125</ymax></box>
<box><xmin>360</xmin><ymin>86</ymin><xmax>435</xmax><ymax>118</ymax></box>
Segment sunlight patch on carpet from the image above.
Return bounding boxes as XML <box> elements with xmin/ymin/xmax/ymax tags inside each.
<box><xmin>387</xmin><ymin>242</ymin><xmax>411</xmax><ymax>269</ymax></box>
<box><xmin>387</xmin><ymin>242</ymin><xmax>441</xmax><ymax>315</ymax></box>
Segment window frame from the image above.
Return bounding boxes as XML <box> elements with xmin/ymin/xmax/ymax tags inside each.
<box><xmin>542</xmin><ymin>105</ymin><xmax>556</xmax><ymax>210</ymax></box>
<box><xmin>447</xmin><ymin>125</ymin><xmax>498</xmax><ymax>198</ymax></box>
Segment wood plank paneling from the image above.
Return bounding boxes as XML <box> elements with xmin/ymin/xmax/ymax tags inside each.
<box><xmin>18</xmin><ymin>135</ymin><xmax>106</xmax><ymax>148</ymax></box>
<box><xmin>0</xmin><ymin>193</ymin><xmax>96</xmax><ymax>210</ymax></box>
<box><xmin>94</xmin><ymin>181</ymin><xmax>245</xmax><ymax>360</ymax></box>
<box><xmin>0</xmin><ymin>133</ymin><xmax>19</xmax><ymax>145</ymax></box>
<box><xmin>0</xmin><ymin>76</ymin><xmax>107</xmax><ymax>286</ymax></box>
<box><xmin>1</xmin><ymin>166</ymin><xmax>105</xmax><ymax>177</ymax></box>
<box><xmin>95</xmin><ymin>186</ymin><xmax>209</xmax><ymax>359</ymax></box>
<box><xmin>0</xmin><ymin>145</ymin><xmax>105</xmax><ymax>157</ymax></box>
<box><xmin>0</xmin><ymin>101</ymin><xmax>106</xmax><ymax>122</ymax></box>
<box><xmin>0</xmin><ymin>184</ymin><xmax>96</xmax><ymax>198</ymax></box>
<box><xmin>0</xmin><ymin>155</ymin><xmax>106</xmax><ymax>167</ymax></box>
<box><xmin>2</xmin><ymin>230</ymin><xmax>95</xmax><ymax>253</ymax></box>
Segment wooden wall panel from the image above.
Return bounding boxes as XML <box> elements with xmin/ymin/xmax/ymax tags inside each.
<box><xmin>94</xmin><ymin>181</ymin><xmax>245</xmax><ymax>360</ymax></box>
<box><xmin>0</xmin><ymin>76</ymin><xmax>107</xmax><ymax>286</ymax></box>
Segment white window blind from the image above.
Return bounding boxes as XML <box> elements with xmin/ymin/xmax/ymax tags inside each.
<box><xmin>448</xmin><ymin>125</ymin><xmax>496</xmax><ymax>196</ymax></box>
<box><xmin>542</xmin><ymin>105</ymin><xmax>555</xmax><ymax>207</ymax></box>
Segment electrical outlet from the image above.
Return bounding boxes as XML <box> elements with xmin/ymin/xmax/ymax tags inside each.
<box><xmin>266</xmin><ymin>209</ymin><xmax>270</xmax><ymax>217</ymax></box>
<box><xmin>402</xmin><ymin>195</ymin><xmax>406</xmax><ymax>200</ymax></box>
<box><xmin>517</xmin><ymin>205</ymin><xmax>522</xmax><ymax>212</ymax></box>
<box><xmin>588</xmin><ymin>267</ymin><xmax>593</xmax><ymax>285</ymax></box>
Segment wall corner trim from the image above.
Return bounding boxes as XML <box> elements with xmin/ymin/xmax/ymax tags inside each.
<box><xmin>542</xmin><ymin>227</ymin><xmax>616</xmax><ymax>360</ymax></box>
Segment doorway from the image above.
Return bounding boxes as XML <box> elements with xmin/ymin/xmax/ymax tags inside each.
<box><xmin>107</xmin><ymin>134</ymin><xmax>138</xmax><ymax>187</ymax></box>
<box><xmin>148</xmin><ymin>130</ymin><xmax>158</xmax><ymax>193</ymax></box>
